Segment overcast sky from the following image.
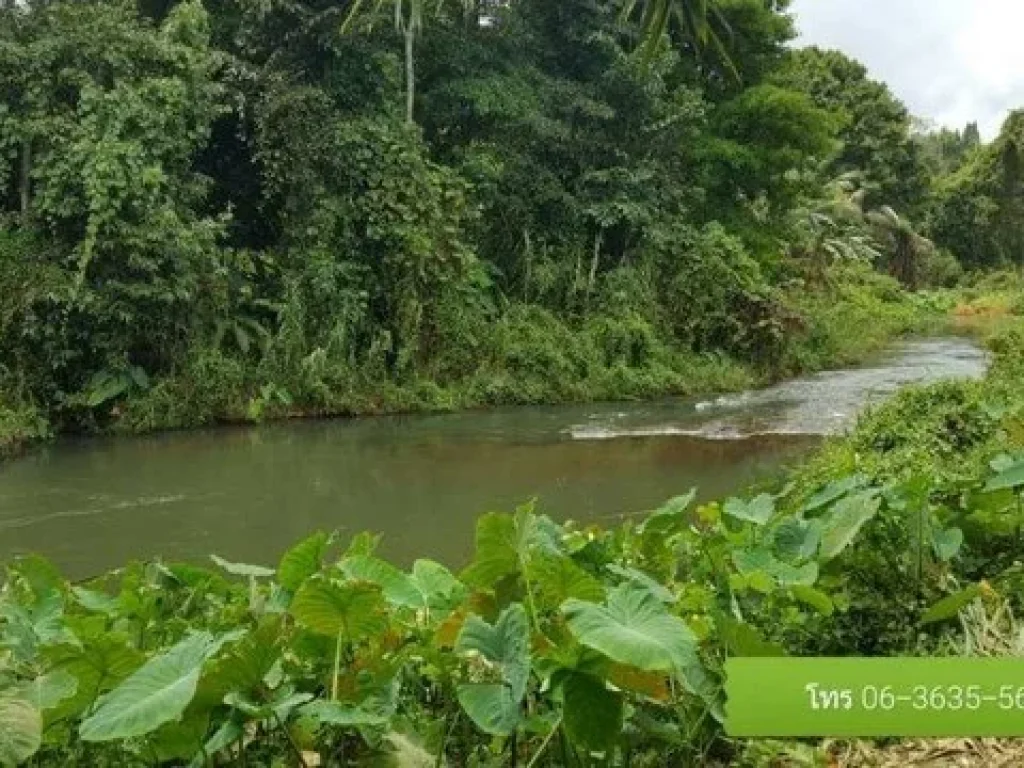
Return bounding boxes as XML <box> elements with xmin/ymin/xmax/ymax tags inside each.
<box><xmin>789</xmin><ymin>0</ymin><xmax>1024</xmax><ymax>139</ymax></box>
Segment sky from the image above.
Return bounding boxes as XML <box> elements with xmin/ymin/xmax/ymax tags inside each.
<box><xmin>789</xmin><ymin>0</ymin><xmax>1024</xmax><ymax>139</ymax></box>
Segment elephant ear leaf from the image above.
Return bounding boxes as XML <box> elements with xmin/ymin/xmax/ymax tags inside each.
<box><xmin>339</xmin><ymin>555</ymin><xmax>424</xmax><ymax>610</ymax></box>
<box><xmin>79</xmin><ymin>631</ymin><xmax>232</xmax><ymax>742</ymax></box>
<box><xmin>723</xmin><ymin>494</ymin><xmax>775</xmax><ymax>526</ymax></box>
<box><xmin>277</xmin><ymin>532</ymin><xmax>331</xmax><ymax>592</ymax></box>
<box><xmin>289</xmin><ymin>580</ymin><xmax>386</xmax><ymax>640</ymax></box>
<box><xmin>819</xmin><ymin>493</ymin><xmax>880</xmax><ymax>560</ymax></box>
<box><xmin>455</xmin><ymin>604</ymin><xmax>530</xmax><ymax>735</ymax></box>
<box><xmin>0</xmin><ymin>695</ymin><xmax>42</xmax><ymax>765</ymax></box>
<box><xmin>562</xmin><ymin>584</ymin><xmax>699</xmax><ymax>683</ymax></box>
<box><xmin>985</xmin><ymin>459</ymin><xmax>1024</xmax><ymax>491</ymax></box>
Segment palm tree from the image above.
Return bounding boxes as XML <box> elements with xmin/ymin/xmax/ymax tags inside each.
<box><xmin>620</xmin><ymin>0</ymin><xmax>734</xmax><ymax>72</ymax></box>
<box><xmin>866</xmin><ymin>206</ymin><xmax>934</xmax><ymax>291</ymax></box>
<box><xmin>342</xmin><ymin>0</ymin><xmax>731</xmax><ymax>124</ymax></box>
<box><xmin>787</xmin><ymin>173</ymin><xmax>882</xmax><ymax>285</ymax></box>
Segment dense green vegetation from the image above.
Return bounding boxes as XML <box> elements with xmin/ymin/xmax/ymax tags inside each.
<box><xmin>6</xmin><ymin>0</ymin><xmax>1024</xmax><ymax>763</ymax></box>
<box><xmin>0</xmin><ymin>323</ymin><xmax>1022</xmax><ymax>767</ymax></box>
<box><xmin>0</xmin><ymin>0</ymin><xmax>992</xmax><ymax>458</ymax></box>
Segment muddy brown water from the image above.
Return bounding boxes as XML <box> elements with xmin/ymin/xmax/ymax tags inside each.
<box><xmin>0</xmin><ymin>337</ymin><xmax>988</xmax><ymax>578</ymax></box>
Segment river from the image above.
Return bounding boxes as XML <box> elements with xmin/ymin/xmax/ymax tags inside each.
<box><xmin>0</xmin><ymin>337</ymin><xmax>988</xmax><ymax>579</ymax></box>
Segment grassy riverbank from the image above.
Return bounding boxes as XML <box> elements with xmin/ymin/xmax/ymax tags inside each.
<box><xmin>2</xmin><ymin>320</ymin><xmax>1023</xmax><ymax>766</ymax></box>
<box><xmin>0</xmin><ymin>263</ymin><xmax>954</xmax><ymax>459</ymax></box>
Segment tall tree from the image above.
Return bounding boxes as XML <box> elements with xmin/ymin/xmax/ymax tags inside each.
<box><xmin>773</xmin><ymin>46</ymin><xmax>928</xmax><ymax>214</ymax></box>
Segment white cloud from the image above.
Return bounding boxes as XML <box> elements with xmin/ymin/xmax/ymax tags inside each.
<box><xmin>789</xmin><ymin>0</ymin><xmax>1024</xmax><ymax>139</ymax></box>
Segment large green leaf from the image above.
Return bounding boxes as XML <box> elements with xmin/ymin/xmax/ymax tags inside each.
<box><xmin>278</xmin><ymin>532</ymin><xmax>331</xmax><ymax>591</ymax></box>
<box><xmin>801</xmin><ymin>474</ymin><xmax>867</xmax><ymax>513</ymax></box>
<box><xmin>300</xmin><ymin>699</ymin><xmax>388</xmax><ymax>728</ymax></box>
<box><xmin>455</xmin><ymin>604</ymin><xmax>530</xmax><ymax>735</ymax></box>
<box><xmin>790</xmin><ymin>585</ymin><xmax>835</xmax><ymax>616</ymax></box>
<box><xmin>723</xmin><ymin>494</ymin><xmax>775</xmax><ymax>526</ymax></box>
<box><xmin>560</xmin><ymin>672</ymin><xmax>623</xmax><ymax>752</ymax></box>
<box><xmin>717</xmin><ymin>616</ymin><xmax>785</xmax><ymax>657</ymax></box>
<box><xmin>210</xmin><ymin>554</ymin><xmax>275</xmax><ymax>579</ymax></box>
<box><xmin>638</xmin><ymin>489</ymin><xmax>697</xmax><ymax>535</ymax></box>
<box><xmin>562</xmin><ymin>584</ymin><xmax>698</xmax><ymax>678</ymax></box>
<box><xmin>79</xmin><ymin>631</ymin><xmax>232</xmax><ymax>741</ymax></box>
<box><xmin>409</xmin><ymin>559</ymin><xmax>466</xmax><ymax>614</ymax></box>
<box><xmin>45</xmin><ymin>635</ymin><xmax>145</xmax><ymax>723</ymax></box>
<box><xmin>772</xmin><ymin>518</ymin><xmax>822</xmax><ymax>561</ymax></box>
<box><xmin>732</xmin><ymin>549</ymin><xmax>818</xmax><ymax>587</ymax></box>
<box><xmin>339</xmin><ymin>555</ymin><xmax>423</xmax><ymax>610</ymax></box>
<box><xmin>606</xmin><ymin>564</ymin><xmax>675</xmax><ymax>603</ymax></box>
<box><xmin>201</xmin><ymin>619</ymin><xmax>283</xmax><ymax>701</ymax></box>
<box><xmin>0</xmin><ymin>589</ymin><xmax>76</xmax><ymax>661</ymax></box>
<box><xmin>532</xmin><ymin>554</ymin><xmax>605</xmax><ymax>608</ymax></box>
<box><xmin>461</xmin><ymin>505</ymin><xmax>560</xmax><ymax>589</ymax></box>
<box><xmin>290</xmin><ymin>579</ymin><xmax>386</xmax><ymax>639</ymax></box>
<box><xmin>818</xmin><ymin>493</ymin><xmax>880</xmax><ymax>560</ymax></box>
<box><xmin>932</xmin><ymin>527</ymin><xmax>964</xmax><ymax>562</ymax></box>
<box><xmin>72</xmin><ymin>586</ymin><xmax>119</xmax><ymax>616</ymax></box>
<box><xmin>460</xmin><ymin>513</ymin><xmax>518</xmax><ymax>588</ymax></box>
<box><xmin>0</xmin><ymin>696</ymin><xmax>41</xmax><ymax>766</ymax></box>
<box><xmin>986</xmin><ymin>460</ymin><xmax>1024</xmax><ymax>491</ymax></box>
<box><xmin>14</xmin><ymin>670</ymin><xmax>78</xmax><ymax>712</ymax></box>
<box><xmin>920</xmin><ymin>584</ymin><xmax>983</xmax><ymax>626</ymax></box>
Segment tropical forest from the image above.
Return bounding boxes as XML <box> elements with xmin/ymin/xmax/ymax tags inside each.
<box><xmin>2</xmin><ymin>0</ymin><xmax>1024</xmax><ymax>764</ymax></box>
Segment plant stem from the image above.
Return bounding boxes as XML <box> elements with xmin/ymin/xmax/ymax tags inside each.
<box><xmin>404</xmin><ymin>20</ymin><xmax>415</xmax><ymax>124</ymax></box>
<box><xmin>332</xmin><ymin>627</ymin><xmax>344</xmax><ymax>700</ymax></box>
<box><xmin>273</xmin><ymin>711</ymin><xmax>308</xmax><ymax>768</ymax></box>
<box><xmin>526</xmin><ymin>717</ymin><xmax>562</xmax><ymax>768</ymax></box>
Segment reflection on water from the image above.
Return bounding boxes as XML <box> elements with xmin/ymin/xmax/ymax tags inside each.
<box><xmin>0</xmin><ymin>337</ymin><xmax>987</xmax><ymax>578</ymax></box>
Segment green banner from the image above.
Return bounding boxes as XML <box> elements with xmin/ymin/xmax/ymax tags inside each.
<box><xmin>726</xmin><ymin>657</ymin><xmax>1024</xmax><ymax>737</ymax></box>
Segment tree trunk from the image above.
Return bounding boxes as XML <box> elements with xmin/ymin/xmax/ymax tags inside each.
<box><xmin>585</xmin><ymin>230</ymin><xmax>602</xmax><ymax>313</ymax></box>
<box><xmin>19</xmin><ymin>138</ymin><xmax>30</xmax><ymax>217</ymax></box>
<box><xmin>404</xmin><ymin>23</ymin><xmax>415</xmax><ymax>124</ymax></box>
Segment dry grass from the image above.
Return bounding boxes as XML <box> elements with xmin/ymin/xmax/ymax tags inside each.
<box><xmin>827</xmin><ymin>738</ymin><xmax>1024</xmax><ymax>767</ymax></box>
<box><xmin>828</xmin><ymin>600</ymin><xmax>1024</xmax><ymax>767</ymax></box>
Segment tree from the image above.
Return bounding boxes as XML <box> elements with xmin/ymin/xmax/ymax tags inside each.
<box><xmin>773</xmin><ymin>46</ymin><xmax>928</xmax><ymax>214</ymax></box>
<box><xmin>913</xmin><ymin>120</ymin><xmax>982</xmax><ymax>180</ymax></box>
<box><xmin>929</xmin><ymin>111</ymin><xmax>1024</xmax><ymax>269</ymax></box>
<box><xmin>0</xmin><ymin>0</ymin><xmax>223</xmax><ymax>399</ymax></box>
<box><xmin>867</xmin><ymin>206</ymin><xmax>933</xmax><ymax>290</ymax></box>
<box><xmin>342</xmin><ymin>0</ymin><xmax>477</xmax><ymax>124</ymax></box>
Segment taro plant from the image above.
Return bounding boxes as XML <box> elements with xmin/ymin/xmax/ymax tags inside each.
<box><xmin>0</xmin><ymin>482</ymin><xmax>893</xmax><ymax>766</ymax></box>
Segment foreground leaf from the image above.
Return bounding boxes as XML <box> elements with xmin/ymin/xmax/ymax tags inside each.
<box><xmin>0</xmin><ymin>696</ymin><xmax>42</xmax><ymax>766</ymax></box>
<box><xmin>818</xmin><ymin>493</ymin><xmax>880</xmax><ymax>560</ymax></box>
<box><xmin>562</xmin><ymin>584</ymin><xmax>698</xmax><ymax>677</ymax></box>
<box><xmin>723</xmin><ymin>494</ymin><xmax>775</xmax><ymax>526</ymax></box>
<box><xmin>732</xmin><ymin>549</ymin><xmax>818</xmax><ymax>587</ymax></box>
<box><xmin>210</xmin><ymin>554</ymin><xmax>275</xmax><ymax>579</ymax></box>
<box><xmin>14</xmin><ymin>670</ymin><xmax>78</xmax><ymax>712</ymax></box>
<box><xmin>80</xmin><ymin>632</ymin><xmax>228</xmax><ymax>742</ymax></box>
<box><xmin>561</xmin><ymin>671</ymin><xmax>623</xmax><ymax>751</ymax></box>
<box><xmin>340</xmin><ymin>555</ymin><xmax>424</xmax><ymax>610</ymax></box>
<box><xmin>455</xmin><ymin>604</ymin><xmax>530</xmax><ymax>735</ymax></box>
<box><xmin>638</xmin><ymin>489</ymin><xmax>697</xmax><ymax>534</ymax></box>
<box><xmin>278</xmin><ymin>532</ymin><xmax>331</xmax><ymax>591</ymax></box>
<box><xmin>301</xmin><ymin>699</ymin><xmax>388</xmax><ymax>728</ymax></box>
<box><xmin>985</xmin><ymin>460</ymin><xmax>1024</xmax><ymax>492</ymax></box>
<box><xmin>290</xmin><ymin>580</ymin><xmax>386</xmax><ymax>639</ymax></box>
<box><xmin>920</xmin><ymin>584</ymin><xmax>983</xmax><ymax>626</ymax></box>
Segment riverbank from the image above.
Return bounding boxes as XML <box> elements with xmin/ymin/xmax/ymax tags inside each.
<box><xmin>0</xmin><ymin>265</ymin><xmax>959</xmax><ymax>461</ymax></box>
<box><xmin>3</xmin><ymin>323</ymin><xmax>1023</xmax><ymax>766</ymax></box>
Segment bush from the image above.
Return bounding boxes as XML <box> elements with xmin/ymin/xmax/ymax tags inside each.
<box><xmin>119</xmin><ymin>348</ymin><xmax>248</xmax><ymax>431</ymax></box>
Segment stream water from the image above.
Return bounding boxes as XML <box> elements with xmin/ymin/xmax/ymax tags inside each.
<box><xmin>0</xmin><ymin>337</ymin><xmax>988</xmax><ymax>578</ymax></box>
